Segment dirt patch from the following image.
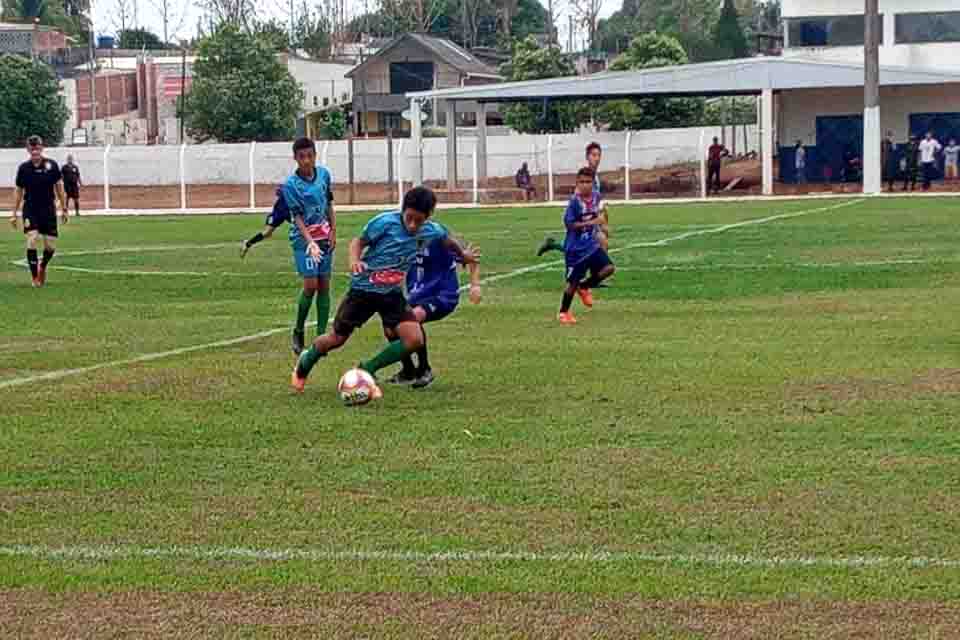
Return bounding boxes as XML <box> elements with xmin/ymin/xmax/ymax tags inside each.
<box><xmin>788</xmin><ymin>369</ymin><xmax>960</xmax><ymax>405</ymax></box>
<box><xmin>4</xmin><ymin>590</ymin><xmax>960</xmax><ymax>639</ymax></box>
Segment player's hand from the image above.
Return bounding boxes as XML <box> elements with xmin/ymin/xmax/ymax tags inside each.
<box><xmin>307</xmin><ymin>241</ymin><xmax>322</xmax><ymax>259</ymax></box>
<box><xmin>350</xmin><ymin>260</ymin><xmax>367</xmax><ymax>275</ymax></box>
<box><xmin>61</xmin><ymin>209</ymin><xmax>69</xmax><ymax>225</ymax></box>
<box><xmin>9</xmin><ymin>215</ymin><xmax>18</xmax><ymax>231</ymax></box>
<box><xmin>469</xmin><ymin>284</ymin><xmax>482</xmax><ymax>304</ymax></box>
<box><xmin>461</xmin><ymin>243</ymin><xmax>482</xmax><ymax>264</ymax></box>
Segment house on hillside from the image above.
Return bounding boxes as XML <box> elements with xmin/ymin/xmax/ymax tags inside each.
<box><xmin>346</xmin><ymin>33</ymin><xmax>502</xmax><ymax>136</ymax></box>
<box><xmin>779</xmin><ymin>0</ymin><xmax>960</xmax><ymax>182</ymax></box>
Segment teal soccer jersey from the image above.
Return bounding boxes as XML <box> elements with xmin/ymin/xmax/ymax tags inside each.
<box><xmin>351</xmin><ymin>211</ymin><xmax>449</xmax><ymax>295</ymax></box>
<box><xmin>283</xmin><ymin>167</ymin><xmax>333</xmax><ymax>252</ymax></box>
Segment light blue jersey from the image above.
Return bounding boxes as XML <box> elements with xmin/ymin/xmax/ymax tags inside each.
<box><xmin>351</xmin><ymin>211</ymin><xmax>449</xmax><ymax>295</ymax></box>
<box><xmin>283</xmin><ymin>167</ymin><xmax>333</xmax><ymax>252</ymax></box>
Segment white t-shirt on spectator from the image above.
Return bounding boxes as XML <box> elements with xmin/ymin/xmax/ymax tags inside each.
<box><xmin>919</xmin><ymin>138</ymin><xmax>942</xmax><ymax>164</ymax></box>
<box><xmin>945</xmin><ymin>145</ymin><xmax>960</xmax><ymax>166</ymax></box>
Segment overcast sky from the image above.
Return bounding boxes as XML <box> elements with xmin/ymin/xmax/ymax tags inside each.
<box><xmin>92</xmin><ymin>0</ymin><xmax>617</xmax><ymax>52</ymax></box>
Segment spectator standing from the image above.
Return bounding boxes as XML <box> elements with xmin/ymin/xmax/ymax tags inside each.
<box><xmin>944</xmin><ymin>138</ymin><xmax>959</xmax><ymax>182</ymax></box>
<box><xmin>794</xmin><ymin>140</ymin><xmax>807</xmax><ymax>185</ymax></box>
<box><xmin>707</xmin><ymin>137</ymin><xmax>729</xmax><ymax>193</ymax></box>
<box><xmin>881</xmin><ymin>131</ymin><xmax>898</xmax><ymax>192</ymax></box>
<box><xmin>918</xmin><ymin>131</ymin><xmax>943</xmax><ymax>191</ymax></box>
<box><xmin>515</xmin><ymin>162</ymin><xmax>536</xmax><ymax>201</ymax></box>
<box><xmin>61</xmin><ymin>154</ymin><xmax>82</xmax><ymax>216</ymax></box>
<box><xmin>902</xmin><ymin>135</ymin><xmax>920</xmax><ymax>192</ymax></box>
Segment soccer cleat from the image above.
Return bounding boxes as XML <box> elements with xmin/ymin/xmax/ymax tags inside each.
<box><xmin>291</xmin><ymin>329</ymin><xmax>305</xmax><ymax>356</ymax></box>
<box><xmin>412</xmin><ymin>369</ymin><xmax>435</xmax><ymax>389</ymax></box>
<box><xmin>558</xmin><ymin>311</ymin><xmax>577</xmax><ymax>325</ymax></box>
<box><xmin>537</xmin><ymin>237</ymin><xmax>561</xmax><ymax>257</ymax></box>
<box><xmin>387</xmin><ymin>372</ymin><xmax>417</xmax><ymax>386</ymax></box>
<box><xmin>240</xmin><ymin>241</ymin><xmax>250</xmax><ymax>259</ymax></box>
<box><xmin>577</xmin><ymin>287</ymin><xmax>594</xmax><ymax>308</ymax></box>
<box><xmin>290</xmin><ymin>366</ymin><xmax>307</xmax><ymax>394</ymax></box>
<box><xmin>37</xmin><ymin>265</ymin><xmax>46</xmax><ymax>286</ymax></box>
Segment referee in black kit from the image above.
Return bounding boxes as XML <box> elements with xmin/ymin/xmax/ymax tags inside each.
<box><xmin>9</xmin><ymin>135</ymin><xmax>68</xmax><ymax>287</ymax></box>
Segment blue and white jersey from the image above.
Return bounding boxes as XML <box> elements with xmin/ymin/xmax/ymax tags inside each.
<box><xmin>407</xmin><ymin>237</ymin><xmax>461</xmax><ymax>304</ymax></box>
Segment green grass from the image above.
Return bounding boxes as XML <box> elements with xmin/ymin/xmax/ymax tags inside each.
<box><xmin>3</xmin><ymin>197</ymin><xmax>960</xmax><ymax>637</ymax></box>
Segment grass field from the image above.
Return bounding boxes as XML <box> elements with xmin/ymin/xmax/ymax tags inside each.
<box><xmin>2</xmin><ymin>196</ymin><xmax>960</xmax><ymax>638</ymax></box>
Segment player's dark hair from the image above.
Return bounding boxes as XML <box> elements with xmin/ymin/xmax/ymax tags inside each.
<box><xmin>26</xmin><ymin>135</ymin><xmax>42</xmax><ymax>147</ymax></box>
<box><xmin>292</xmin><ymin>137</ymin><xmax>316</xmax><ymax>155</ymax></box>
<box><xmin>403</xmin><ymin>186</ymin><xmax>437</xmax><ymax>217</ymax></box>
<box><xmin>577</xmin><ymin>166</ymin><xmax>595</xmax><ymax>180</ymax></box>
<box><xmin>585</xmin><ymin>142</ymin><xmax>602</xmax><ymax>158</ymax></box>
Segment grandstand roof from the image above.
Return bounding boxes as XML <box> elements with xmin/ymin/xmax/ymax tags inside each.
<box><xmin>406</xmin><ymin>57</ymin><xmax>960</xmax><ymax>103</ymax></box>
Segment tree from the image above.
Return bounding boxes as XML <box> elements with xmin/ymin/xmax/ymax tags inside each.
<box><xmin>198</xmin><ymin>0</ymin><xmax>256</xmax><ymax>31</ymax></box>
<box><xmin>596</xmin><ymin>0</ymin><xmax>718</xmax><ymax>61</ymax></box>
<box><xmin>500</xmin><ymin>36</ymin><xmax>589</xmax><ymax>133</ymax></box>
<box><xmin>292</xmin><ymin>1</ymin><xmax>333</xmax><ymax>58</ymax></box>
<box><xmin>0</xmin><ymin>54</ymin><xmax>69</xmax><ymax>148</ymax></box>
<box><xmin>569</xmin><ymin>0</ymin><xmax>602</xmax><ymax>50</ymax></box>
<box><xmin>149</xmin><ymin>0</ymin><xmax>189</xmax><ymax>45</ymax></box>
<box><xmin>319</xmin><ymin>109</ymin><xmax>346</xmax><ymax>139</ymax></box>
<box><xmin>253</xmin><ymin>19</ymin><xmax>289</xmax><ymax>52</ymax></box>
<box><xmin>117</xmin><ymin>27</ymin><xmax>165</xmax><ymax>49</ymax></box>
<box><xmin>111</xmin><ymin>0</ymin><xmax>137</xmax><ymax>37</ymax></box>
<box><xmin>598</xmin><ymin>32</ymin><xmax>704</xmax><ymax>130</ymax></box>
<box><xmin>183</xmin><ymin>24</ymin><xmax>303</xmax><ymax>142</ymax></box>
<box><xmin>710</xmin><ymin>0</ymin><xmax>749</xmax><ymax>60</ymax></box>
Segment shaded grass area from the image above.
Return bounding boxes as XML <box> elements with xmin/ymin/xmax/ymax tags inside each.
<box><xmin>2</xmin><ymin>197</ymin><xmax>960</xmax><ymax>634</ymax></box>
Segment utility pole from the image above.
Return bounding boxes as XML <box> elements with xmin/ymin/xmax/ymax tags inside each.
<box><xmin>863</xmin><ymin>0</ymin><xmax>881</xmax><ymax>194</ymax></box>
<box><xmin>88</xmin><ymin>12</ymin><xmax>97</xmax><ymax>123</ymax></box>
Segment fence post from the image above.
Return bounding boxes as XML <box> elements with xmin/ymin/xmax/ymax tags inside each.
<box><xmin>699</xmin><ymin>128</ymin><xmax>708</xmax><ymax>200</ymax></box>
<box><xmin>103</xmin><ymin>144</ymin><xmax>111</xmax><ymax>211</ymax></box>
<box><xmin>396</xmin><ymin>141</ymin><xmax>405</xmax><ymax>208</ymax></box>
<box><xmin>348</xmin><ymin>137</ymin><xmax>355</xmax><ymax>204</ymax></box>
<box><xmin>547</xmin><ymin>134</ymin><xmax>554</xmax><ymax>202</ymax></box>
<box><xmin>179</xmin><ymin>143</ymin><xmax>187</xmax><ymax>211</ymax></box>
<box><xmin>248</xmin><ymin>141</ymin><xmax>256</xmax><ymax>210</ymax></box>
<box><xmin>472</xmin><ymin>142</ymin><xmax>479</xmax><ymax>205</ymax></box>
<box><xmin>386</xmin><ymin>134</ymin><xmax>394</xmax><ymax>189</ymax></box>
<box><xmin>624</xmin><ymin>130</ymin><xmax>632</xmax><ymax>202</ymax></box>
<box><xmin>321</xmin><ymin>141</ymin><xmax>330</xmax><ymax>166</ymax></box>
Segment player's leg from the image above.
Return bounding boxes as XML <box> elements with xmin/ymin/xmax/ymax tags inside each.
<box><xmin>559</xmin><ymin>261</ymin><xmax>586</xmax><ymax>324</ymax></box>
<box><xmin>241</xmin><ymin>224</ymin><xmax>274</xmax><ymax>258</ymax></box>
<box><xmin>580</xmin><ymin>250</ymin><xmax>615</xmax><ymax>291</ymax></box>
<box><xmin>386</xmin><ymin>320</ymin><xmax>419</xmax><ymax>385</ymax></box>
<box><xmin>293</xmin><ymin>276</ymin><xmax>318</xmax><ymax>355</ymax></box>
<box><xmin>409</xmin><ymin>301</ymin><xmax>455</xmax><ymax>388</ymax></box>
<box><xmin>39</xmin><ymin>233</ymin><xmax>57</xmax><ymax>285</ymax></box>
<box><xmin>359</xmin><ymin>293</ymin><xmax>422</xmax><ymax>376</ymax></box>
<box><xmin>314</xmin><ymin>250</ymin><xmax>334</xmax><ymax>336</ymax></box>
<box><xmin>537</xmin><ymin>236</ymin><xmax>564</xmax><ymax>257</ymax></box>
<box><xmin>292</xmin><ymin>290</ymin><xmax>374</xmax><ymax>392</ymax></box>
<box><xmin>24</xmin><ymin>229</ymin><xmax>40</xmax><ymax>286</ymax></box>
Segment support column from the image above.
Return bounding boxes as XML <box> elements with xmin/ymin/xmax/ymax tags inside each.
<box><xmin>410</xmin><ymin>100</ymin><xmax>423</xmax><ymax>185</ymax></box>
<box><xmin>761</xmin><ymin>88</ymin><xmax>774</xmax><ymax>196</ymax></box>
<box><xmin>476</xmin><ymin>102</ymin><xmax>488</xmax><ymax>184</ymax></box>
<box><xmin>446</xmin><ymin>100</ymin><xmax>457</xmax><ymax>191</ymax></box>
<box><xmin>863</xmin><ymin>0</ymin><xmax>882</xmax><ymax>195</ymax></box>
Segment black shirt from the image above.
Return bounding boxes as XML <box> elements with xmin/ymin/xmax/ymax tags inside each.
<box><xmin>62</xmin><ymin>163</ymin><xmax>80</xmax><ymax>189</ymax></box>
<box><xmin>16</xmin><ymin>158</ymin><xmax>62</xmax><ymax>217</ymax></box>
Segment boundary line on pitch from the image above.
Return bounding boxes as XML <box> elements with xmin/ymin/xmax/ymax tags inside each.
<box><xmin>0</xmin><ymin>198</ymin><xmax>864</xmax><ymax>391</ymax></box>
<box><xmin>1</xmin><ymin>543</ymin><xmax>958</xmax><ymax>570</ymax></box>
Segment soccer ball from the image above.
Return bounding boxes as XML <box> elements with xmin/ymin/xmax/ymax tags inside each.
<box><xmin>337</xmin><ymin>368</ymin><xmax>379</xmax><ymax>406</ymax></box>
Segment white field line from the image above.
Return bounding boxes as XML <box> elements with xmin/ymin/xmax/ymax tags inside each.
<box><xmin>1</xmin><ymin>543</ymin><xmax>958</xmax><ymax>570</ymax></box>
<box><xmin>0</xmin><ymin>199</ymin><xmax>863</xmax><ymax>391</ymax></box>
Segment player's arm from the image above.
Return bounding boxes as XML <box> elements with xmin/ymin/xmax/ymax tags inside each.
<box><xmin>10</xmin><ymin>187</ymin><xmax>23</xmax><ymax>229</ymax></box>
<box><xmin>442</xmin><ymin>235</ymin><xmax>480</xmax><ymax>265</ymax></box>
<box><xmin>349</xmin><ymin>236</ymin><xmax>368</xmax><ymax>273</ymax></box>
<box><xmin>293</xmin><ymin>214</ymin><xmax>321</xmax><ymax>258</ymax></box>
<box><xmin>467</xmin><ymin>261</ymin><xmax>481</xmax><ymax>304</ymax></box>
<box><xmin>55</xmin><ymin>181</ymin><xmax>68</xmax><ymax>223</ymax></box>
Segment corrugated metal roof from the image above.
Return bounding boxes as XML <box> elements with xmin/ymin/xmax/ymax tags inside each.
<box><xmin>346</xmin><ymin>33</ymin><xmax>499</xmax><ymax>79</ymax></box>
<box><xmin>407</xmin><ymin>57</ymin><xmax>960</xmax><ymax>102</ymax></box>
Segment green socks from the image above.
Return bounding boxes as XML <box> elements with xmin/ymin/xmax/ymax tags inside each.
<box><xmin>361</xmin><ymin>340</ymin><xmax>409</xmax><ymax>375</ymax></box>
<box><xmin>315</xmin><ymin>290</ymin><xmax>331</xmax><ymax>333</ymax></box>
<box><xmin>296</xmin><ymin>289</ymin><xmax>315</xmax><ymax>332</ymax></box>
<box><xmin>296</xmin><ymin>345</ymin><xmax>324</xmax><ymax>377</ymax></box>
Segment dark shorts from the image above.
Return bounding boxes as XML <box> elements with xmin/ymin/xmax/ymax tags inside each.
<box><xmin>265</xmin><ymin>211</ymin><xmax>286</xmax><ymax>228</ymax></box>
<box><xmin>65</xmin><ymin>186</ymin><xmax>80</xmax><ymax>199</ymax></box>
<box><xmin>566</xmin><ymin>248</ymin><xmax>612</xmax><ymax>284</ymax></box>
<box><xmin>333</xmin><ymin>289</ymin><xmax>417</xmax><ymax>336</ymax></box>
<box><xmin>408</xmin><ymin>294</ymin><xmax>459</xmax><ymax>323</ymax></box>
<box><xmin>23</xmin><ymin>212</ymin><xmax>57</xmax><ymax>237</ymax></box>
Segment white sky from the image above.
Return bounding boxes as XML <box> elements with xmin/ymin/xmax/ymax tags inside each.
<box><xmin>92</xmin><ymin>0</ymin><xmax>617</xmax><ymax>52</ymax></box>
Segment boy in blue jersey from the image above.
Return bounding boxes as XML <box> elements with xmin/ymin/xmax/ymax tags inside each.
<box><xmin>291</xmin><ymin>186</ymin><xmax>479</xmax><ymax>395</ymax></box>
<box><xmin>538</xmin><ymin>142</ymin><xmax>609</xmax><ymax>256</ymax></box>
<box><xmin>558</xmin><ymin>167</ymin><xmax>615</xmax><ymax>325</ymax></box>
<box><xmin>239</xmin><ymin>187</ymin><xmax>291</xmax><ymax>259</ymax></box>
<box><xmin>283</xmin><ymin>137</ymin><xmax>336</xmax><ymax>356</ymax></box>
<box><xmin>387</xmin><ymin>235</ymin><xmax>482</xmax><ymax>388</ymax></box>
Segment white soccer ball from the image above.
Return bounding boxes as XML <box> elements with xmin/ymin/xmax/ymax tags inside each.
<box><xmin>337</xmin><ymin>368</ymin><xmax>379</xmax><ymax>406</ymax></box>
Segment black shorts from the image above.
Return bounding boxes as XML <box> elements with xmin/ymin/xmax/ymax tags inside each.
<box><xmin>23</xmin><ymin>212</ymin><xmax>58</xmax><ymax>237</ymax></box>
<box><xmin>566</xmin><ymin>248</ymin><xmax>612</xmax><ymax>284</ymax></box>
<box><xmin>65</xmin><ymin>186</ymin><xmax>80</xmax><ymax>199</ymax></box>
<box><xmin>333</xmin><ymin>289</ymin><xmax>417</xmax><ymax>336</ymax></box>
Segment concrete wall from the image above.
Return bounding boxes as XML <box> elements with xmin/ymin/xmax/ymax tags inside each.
<box><xmin>287</xmin><ymin>58</ymin><xmax>353</xmax><ymax>112</ymax></box>
<box><xmin>778</xmin><ymin>83</ymin><xmax>960</xmax><ymax>144</ymax></box>
<box><xmin>0</xmin><ymin>125</ymin><xmax>759</xmax><ymax>189</ymax></box>
<box><xmin>783</xmin><ymin>0</ymin><xmax>960</xmax><ymax>70</ymax></box>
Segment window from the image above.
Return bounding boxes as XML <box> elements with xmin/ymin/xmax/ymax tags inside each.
<box><xmin>389</xmin><ymin>62</ymin><xmax>433</xmax><ymax>94</ymax></box>
<box><xmin>312</xmin><ymin>96</ymin><xmax>318</xmax><ymax>107</ymax></box>
<box><xmin>379</xmin><ymin>112</ymin><xmax>402</xmax><ymax>132</ymax></box>
<box><xmin>896</xmin><ymin>12</ymin><xmax>960</xmax><ymax>44</ymax></box>
<box><xmin>787</xmin><ymin>14</ymin><xmax>883</xmax><ymax>47</ymax></box>
<box><xmin>323</xmin><ymin>97</ymin><xmax>329</xmax><ymax>107</ymax></box>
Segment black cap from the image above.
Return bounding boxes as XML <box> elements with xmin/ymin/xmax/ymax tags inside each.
<box><xmin>26</xmin><ymin>135</ymin><xmax>43</xmax><ymax>147</ymax></box>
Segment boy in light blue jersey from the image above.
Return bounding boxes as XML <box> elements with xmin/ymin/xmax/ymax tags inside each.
<box><xmin>291</xmin><ymin>187</ymin><xmax>479</xmax><ymax>395</ymax></box>
<box><xmin>283</xmin><ymin>137</ymin><xmax>336</xmax><ymax>355</ymax></box>
<box><xmin>386</xmin><ymin>234</ymin><xmax>482</xmax><ymax>388</ymax></box>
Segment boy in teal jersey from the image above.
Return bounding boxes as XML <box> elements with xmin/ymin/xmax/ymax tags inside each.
<box><xmin>291</xmin><ymin>186</ymin><xmax>479</xmax><ymax>396</ymax></box>
<box><xmin>284</xmin><ymin>137</ymin><xmax>336</xmax><ymax>355</ymax></box>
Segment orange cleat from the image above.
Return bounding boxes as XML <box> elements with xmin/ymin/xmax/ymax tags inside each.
<box><xmin>558</xmin><ymin>311</ymin><xmax>577</xmax><ymax>325</ymax></box>
<box><xmin>291</xmin><ymin>367</ymin><xmax>307</xmax><ymax>394</ymax></box>
<box><xmin>577</xmin><ymin>287</ymin><xmax>594</xmax><ymax>308</ymax></box>
<box><xmin>370</xmin><ymin>383</ymin><xmax>384</xmax><ymax>400</ymax></box>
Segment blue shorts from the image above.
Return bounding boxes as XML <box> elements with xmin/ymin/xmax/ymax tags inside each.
<box><xmin>265</xmin><ymin>211</ymin><xmax>287</xmax><ymax>228</ymax></box>
<box><xmin>293</xmin><ymin>246</ymin><xmax>333</xmax><ymax>278</ymax></box>
<box><xmin>408</xmin><ymin>294</ymin><xmax>459</xmax><ymax>323</ymax></box>
<box><xmin>566</xmin><ymin>249</ymin><xmax>612</xmax><ymax>285</ymax></box>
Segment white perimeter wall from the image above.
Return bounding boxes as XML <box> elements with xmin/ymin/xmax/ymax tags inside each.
<box><xmin>0</xmin><ymin>125</ymin><xmax>758</xmax><ymax>188</ymax></box>
<box><xmin>778</xmin><ymin>84</ymin><xmax>960</xmax><ymax>145</ymax></box>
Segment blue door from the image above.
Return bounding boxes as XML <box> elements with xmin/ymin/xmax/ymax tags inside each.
<box><xmin>816</xmin><ymin>115</ymin><xmax>863</xmax><ymax>183</ymax></box>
